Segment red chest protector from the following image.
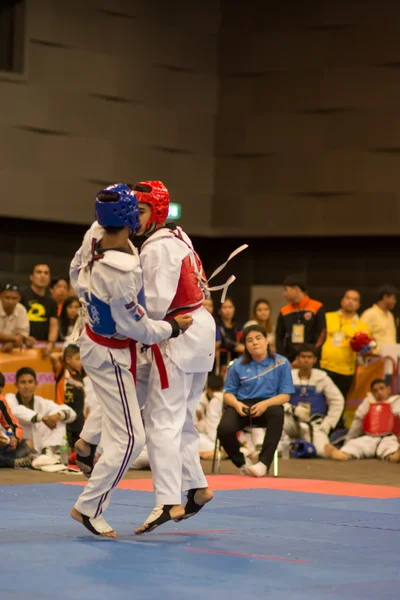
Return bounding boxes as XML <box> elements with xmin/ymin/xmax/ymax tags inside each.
<box><xmin>167</xmin><ymin>229</ymin><xmax>206</xmax><ymax>318</ymax></box>
<box><xmin>363</xmin><ymin>401</ymin><xmax>400</xmax><ymax>437</ymax></box>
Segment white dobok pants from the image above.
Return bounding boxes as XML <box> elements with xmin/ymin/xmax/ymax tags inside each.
<box><xmin>140</xmin><ymin>354</ymin><xmax>208</xmax><ymax>505</ymax></box>
<box><xmin>74</xmin><ymin>343</ymin><xmax>145</xmax><ymax>518</ymax></box>
<box><xmin>341</xmin><ymin>434</ymin><xmax>399</xmax><ymax>459</ymax></box>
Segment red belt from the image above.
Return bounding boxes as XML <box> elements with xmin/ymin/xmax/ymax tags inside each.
<box><xmin>85</xmin><ymin>325</ymin><xmax>137</xmax><ymax>383</ymax></box>
<box><xmin>150</xmin><ymin>344</ymin><xmax>169</xmax><ymax>389</ymax></box>
<box><xmin>85</xmin><ymin>325</ymin><xmax>169</xmax><ymax>389</ymax></box>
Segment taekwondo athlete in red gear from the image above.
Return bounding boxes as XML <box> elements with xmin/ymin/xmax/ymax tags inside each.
<box><xmin>69</xmin><ymin>184</ymin><xmax>192</xmax><ymax>537</ymax></box>
<box><xmin>132</xmin><ymin>181</ymin><xmax>216</xmax><ymax>534</ymax></box>
<box><xmin>325</xmin><ymin>378</ymin><xmax>400</xmax><ymax>462</ymax></box>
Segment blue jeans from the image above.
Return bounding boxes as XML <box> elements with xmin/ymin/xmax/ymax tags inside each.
<box><xmin>0</xmin><ymin>440</ymin><xmax>31</xmax><ymax>468</ymax></box>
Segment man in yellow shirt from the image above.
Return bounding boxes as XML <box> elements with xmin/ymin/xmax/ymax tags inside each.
<box><xmin>321</xmin><ymin>290</ymin><xmax>370</xmax><ymax>401</ymax></box>
<box><xmin>360</xmin><ymin>285</ymin><xmax>397</xmax><ymax>351</ymax></box>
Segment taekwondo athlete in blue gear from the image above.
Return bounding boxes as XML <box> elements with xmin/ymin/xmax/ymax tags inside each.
<box><xmin>282</xmin><ymin>344</ymin><xmax>344</xmax><ymax>458</ymax></box>
<box><xmin>69</xmin><ymin>184</ymin><xmax>193</xmax><ymax>537</ymax></box>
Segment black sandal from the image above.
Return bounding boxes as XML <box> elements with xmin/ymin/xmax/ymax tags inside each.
<box><xmin>75</xmin><ymin>443</ymin><xmax>97</xmax><ymax>478</ymax></box>
<box><xmin>174</xmin><ymin>489</ymin><xmax>206</xmax><ymax>522</ymax></box>
<box><xmin>135</xmin><ymin>505</ymin><xmax>175</xmax><ymax>535</ymax></box>
<box><xmin>81</xmin><ymin>514</ymin><xmax>101</xmax><ymax>536</ymax></box>
<box><xmin>72</xmin><ymin>509</ymin><xmax>115</xmax><ymax>537</ymax></box>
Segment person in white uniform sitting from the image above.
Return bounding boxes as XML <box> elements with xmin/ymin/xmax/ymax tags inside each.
<box><xmin>282</xmin><ymin>344</ymin><xmax>345</xmax><ymax>457</ymax></box>
<box><xmin>195</xmin><ymin>374</ymin><xmax>224</xmax><ymax>459</ymax></box>
<box><xmin>325</xmin><ymin>378</ymin><xmax>400</xmax><ymax>462</ymax></box>
<box><xmin>6</xmin><ymin>366</ymin><xmax>77</xmax><ymax>459</ymax></box>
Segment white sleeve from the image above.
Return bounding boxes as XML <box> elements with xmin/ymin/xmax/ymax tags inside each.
<box><xmin>390</xmin><ymin>396</ymin><xmax>400</xmax><ymax>417</ymax></box>
<box><xmin>57</xmin><ymin>403</ymin><xmax>77</xmax><ymax>424</ymax></box>
<box><xmin>205</xmin><ymin>394</ymin><xmax>223</xmax><ymax>442</ymax></box>
<box><xmin>322</xmin><ymin>375</ymin><xmax>345</xmax><ymax>429</ymax></box>
<box><xmin>141</xmin><ymin>239</ymin><xmax>184</xmax><ymax>320</ymax></box>
<box><xmin>110</xmin><ymin>270</ymin><xmax>174</xmax><ymax>345</ymax></box>
<box><xmin>70</xmin><ymin>222</ymin><xmax>105</xmax><ymax>293</ymax></box>
<box><xmin>69</xmin><ymin>246</ymin><xmax>83</xmax><ymax>294</ymax></box>
<box><xmin>346</xmin><ymin>397</ymin><xmax>369</xmax><ymax>440</ymax></box>
<box><xmin>5</xmin><ymin>394</ymin><xmax>36</xmax><ymax>423</ymax></box>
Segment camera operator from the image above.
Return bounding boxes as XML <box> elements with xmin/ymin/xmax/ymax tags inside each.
<box><xmin>217</xmin><ymin>325</ymin><xmax>294</xmax><ymax>477</ymax></box>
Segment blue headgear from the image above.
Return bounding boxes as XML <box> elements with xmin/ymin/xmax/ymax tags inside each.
<box><xmin>290</xmin><ymin>439</ymin><xmax>316</xmax><ymax>459</ymax></box>
<box><xmin>95</xmin><ymin>183</ymin><xmax>140</xmax><ymax>233</ymax></box>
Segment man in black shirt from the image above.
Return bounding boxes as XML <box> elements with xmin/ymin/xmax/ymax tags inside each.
<box><xmin>21</xmin><ymin>264</ymin><xmax>58</xmax><ymax>357</ymax></box>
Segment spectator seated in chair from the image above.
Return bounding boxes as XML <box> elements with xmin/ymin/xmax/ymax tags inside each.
<box><xmin>58</xmin><ymin>297</ymin><xmax>80</xmax><ymax>342</ymax></box>
<box><xmin>0</xmin><ymin>283</ymin><xmax>36</xmax><ymax>352</ymax></box>
<box><xmin>325</xmin><ymin>378</ymin><xmax>400</xmax><ymax>462</ymax></box>
<box><xmin>215</xmin><ymin>297</ymin><xmax>244</xmax><ymax>375</ymax></box>
<box><xmin>217</xmin><ymin>325</ymin><xmax>294</xmax><ymax>477</ymax></box>
<box><xmin>6</xmin><ymin>366</ymin><xmax>77</xmax><ymax>467</ymax></box>
<box><xmin>281</xmin><ymin>344</ymin><xmax>345</xmax><ymax>458</ymax></box>
<box><xmin>50</xmin><ymin>276</ymin><xmax>69</xmax><ymax>317</ymax></box>
<box><xmin>0</xmin><ymin>372</ymin><xmax>33</xmax><ymax>469</ymax></box>
<box><xmin>20</xmin><ymin>264</ymin><xmax>59</xmax><ymax>358</ymax></box>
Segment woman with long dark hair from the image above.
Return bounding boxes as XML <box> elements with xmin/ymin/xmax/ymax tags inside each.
<box><xmin>217</xmin><ymin>325</ymin><xmax>294</xmax><ymax>477</ymax></box>
<box><xmin>215</xmin><ymin>297</ymin><xmax>244</xmax><ymax>371</ymax></box>
<box><xmin>243</xmin><ymin>298</ymin><xmax>275</xmax><ymax>347</ymax></box>
<box><xmin>59</xmin><ymin>296</ymin><xmax>80</xmax><ymax>341</ymax></box>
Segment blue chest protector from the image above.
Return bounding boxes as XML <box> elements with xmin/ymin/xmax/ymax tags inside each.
<box><xmin>85</xmin><ymin>287</ymin><xmax>146</xmax><ymax>337</ymax></box>
<box><xmin>290</xmin><ymin>384</ymin><xmax>327</xmax><ymax>417</ymax></box>
<box><xmin>85</xmin><ymin>293</ymin><xmax>117</xmax><ymax>337</ymax></box>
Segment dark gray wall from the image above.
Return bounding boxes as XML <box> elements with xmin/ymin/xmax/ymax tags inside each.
<box><xmin>0</xmin><ymin>0</ymin><xmax>220</xmax><ymax>234</ymax></box>
<box><xmin>2</xmin><ymin>0</ymin><xmax>400</xmax><ymax>243</ymax></box>
<box><xmin>214</xmin><ymin>0</ymin><xmax>400</xmax><ymax>236</ymax></box>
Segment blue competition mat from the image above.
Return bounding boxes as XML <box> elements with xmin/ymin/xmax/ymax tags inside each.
<box><xmin>1</xmin><ymin>484</ymin><xmax>400</xmax><ymax>600</ymax></box>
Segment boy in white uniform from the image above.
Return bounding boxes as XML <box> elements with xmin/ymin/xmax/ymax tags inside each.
<box><xmin>69</xmin><ymin>184</ymin><xmax>192</xmax><ymax>537</ymax></box>
<box><xmin>132</xmin><ymin>181</ymin><xmax>216</xmax><ymax>534</ymax></box>
<box><xmin>195</xmin><ymin>374</ymin><xmax>224</xmax><ymax>458</ymax></box>
<box><xmin>282</xmin><ymin>344</ymin><xmax>344</xmax><ymax>457</ymax></box>
<box><xmin>6</xmin><ymin>366</ymin><xmax>76</xmax><ymax>456</ymax></box>
<box><xmin>325</xmin><ymin>378</ymin><xmax>400</xmax><ymax>461</ymax></box>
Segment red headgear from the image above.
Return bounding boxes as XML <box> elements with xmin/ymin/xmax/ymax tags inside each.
<box><xmin>350</xmin><ymin>331</ymin><xmax>374</xmax><ymax>353</ymax></box>
<box><xmin>133</xmin><ymin>180</ymin><xmax>170</xmax><ymax>230</ymax></box>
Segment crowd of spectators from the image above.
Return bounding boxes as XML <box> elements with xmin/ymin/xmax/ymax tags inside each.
<box><xmin>1</xmin><ymin>266</ymin><xmax>400</xmax><ymax>477</ymax></box>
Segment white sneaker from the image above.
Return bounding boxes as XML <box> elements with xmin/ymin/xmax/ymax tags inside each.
<box><xmin>239</xmin><ymin>456</ymin><xmax>259</xmax><ymax>476</ymax></box>
<box><xmin>32</xmin><ymin>448</ymin><xmax>60</xmax><ymax>469</ymax></box>
<box><xmin>240</xmin><ymin>461</ymin><xmax>267</xmax><ymax>478</ymax></box>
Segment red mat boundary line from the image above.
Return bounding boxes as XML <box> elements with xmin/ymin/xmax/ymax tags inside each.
<box><xmin>60</xmin><ymin>474</ymin><xmax>400</xmax><ymax>498</ymax></box>
<box><xmin>186</xmin><ymin>547</ymin><xmax>311</xmax><ymax>564</ymax></box>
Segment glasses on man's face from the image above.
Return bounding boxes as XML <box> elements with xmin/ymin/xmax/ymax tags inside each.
<box><xmin>3</xmin><ymin>284</ymin><xmax>20</xmax><ymax>292</ymax></box>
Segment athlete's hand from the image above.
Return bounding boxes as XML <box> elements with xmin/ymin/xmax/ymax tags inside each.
<box><xmin>175</xmin><ymin>315</ymin><xmax>193</xmax><ymax>332</ymax></box>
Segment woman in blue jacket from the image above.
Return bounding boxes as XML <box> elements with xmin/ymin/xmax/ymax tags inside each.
<box><xmin>218</xmin><ymin>325</ymin><xmax>294</xmax><ymax>477</ymax></box>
